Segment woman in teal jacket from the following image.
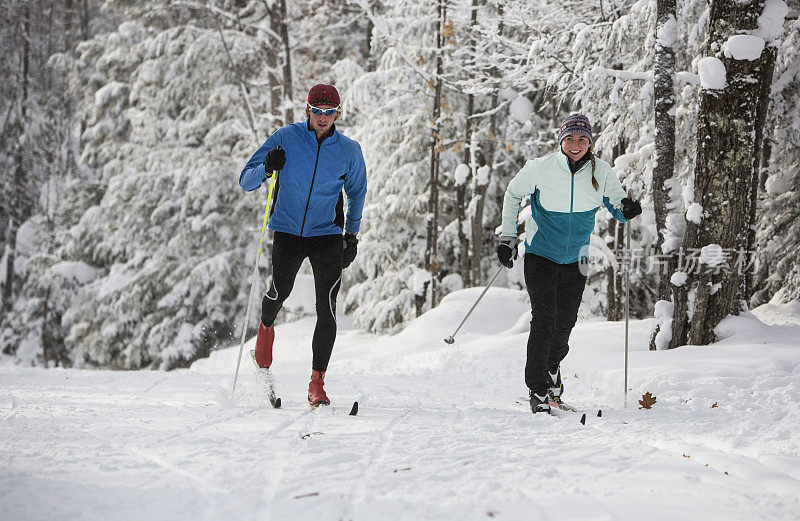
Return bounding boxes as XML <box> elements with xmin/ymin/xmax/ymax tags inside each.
<box><xmin>497</xmin><ymin>113</ymin><xmax>641</xmax><ymax>413</ymax></box>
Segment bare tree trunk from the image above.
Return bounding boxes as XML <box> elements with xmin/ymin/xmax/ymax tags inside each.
<box><xmin>470</xmin><ymin>2</ymin><xmax>502</xmax><ymax>286</ymax></box>
<box><xmin>669</xmin><ymin>0</ymin><xmax>779</xmax><ymax>347</ymax></box>
<box><xmin>41</xmin><ymin>289</ymin><xmax>50</xmax><ymax>366</ymax></box>
<box><xmin>456</xmin><ymin>0</ymin><xmax>479</xmax><ymax>288</ymax></box>
<box><xmin>365</xmin><ymin>11</ymin><xmax>374</xmax><ymax>70</ymax></box>
<box><xmin>4</xmin><ymin>9</ymin><xmax>30</xmax><ymax>313</ymax></box>
<box><xmin>649</xmin><ymin>0</ymin><xmax>677</xmax><ymax>349</ymax></box>
<box><xmin>278</xmin><ymin>0</ymin><xmax>293</xmax><ymax>126</ymax></box>
<box><xmin>456</xmin><ymin>160</ymin><xmax>470</xmax><ymax>286</ymax></box>
<box><xmin>423</xmin><ymin>0</ymin><xmax>446</xmax><ymax>312</ymax></box>
<box><xmin>758</xmin><ymin>136</ymin><xmax>772</xmax><ymax>192</ymax></box>
<box><xmin>80</xmin><ymin>0</ymin><xmax>89</xmax><ymax>41</ymax></box>
<box><xmin>606</xmin><ymin>140</ymin><xmax>627</xmax><ymax>320</ymax></box>
<box><xmin>414</xmin><ymin>281</ymin><xmax>430</xmax><ymax>317</ymax></box>
<box><xmin>745</xmin><ymin>44</ymin><xmax>778</xmax><ymax>302</ymax></box>
<box><xmin>267</xmin><ymin>8</ymin><xmax>283</xmax><ymax>126</ymax></box>
<box><xmin>65</xmin><ymin>0</ymin><xmax>74</xmax><ymax>50</ymax></box>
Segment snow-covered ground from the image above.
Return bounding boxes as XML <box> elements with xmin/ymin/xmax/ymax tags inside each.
<box><xmin>2</xmin><ymin>284</ymin><xmax>800</xmax><ymax>521</ymax></box>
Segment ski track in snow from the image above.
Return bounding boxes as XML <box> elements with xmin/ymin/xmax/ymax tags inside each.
<box><xmin>2</xmin><ymin>290</ymin><xmax>800</xmax><ymax>521</ymax></box>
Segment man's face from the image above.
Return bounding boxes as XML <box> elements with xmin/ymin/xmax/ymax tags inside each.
<box><xmin>308</xmin><ymin>103</ymin><xmax>338</xmax><ymax>135</ymax></box>
<box><xmin>561</xmin><ymin>133</ymin><xmax>591</xmax><ymax>161</ymax></box>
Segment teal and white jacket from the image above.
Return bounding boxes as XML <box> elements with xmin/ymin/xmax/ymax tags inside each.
<box><xmin>500</xmin><ymin>151</ymin><xmax>628</xmax><ymax>265</ymax></box>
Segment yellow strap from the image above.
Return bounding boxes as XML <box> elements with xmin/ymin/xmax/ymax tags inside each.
<box><xmin>256</xmin><ymin>171</ymin><xmax>278</xmax><ymax>256</ymax></box>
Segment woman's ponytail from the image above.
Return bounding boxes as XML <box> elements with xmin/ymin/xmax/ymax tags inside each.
<box><xmin>590</xmin><ymin>151</ymin><xmax>599</xmax><ymax>191</ymax></box>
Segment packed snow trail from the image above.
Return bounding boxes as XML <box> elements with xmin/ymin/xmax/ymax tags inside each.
<box><xmin>2</xmin><ymin>288</ymin><xmax>799</xmax><ymax>521</ymax></box>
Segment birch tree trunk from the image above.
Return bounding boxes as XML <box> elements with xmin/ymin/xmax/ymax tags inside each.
<box><xmin>669</xmin><ymin>0</ymin><xmax>780</xmax><ymax>347</ymax></box>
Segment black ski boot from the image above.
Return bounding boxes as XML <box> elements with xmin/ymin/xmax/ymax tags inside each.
<box><xmin>549</xmin><ymin>366</ymin><xmax>565</xmax><ymax>407</ymax></box>
<box><xmin>529</xmin><ymin>389</ymin><xmax>551</xmax><ymax>414</ymax></box>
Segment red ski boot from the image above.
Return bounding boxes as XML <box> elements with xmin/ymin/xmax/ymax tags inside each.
<box><xmin>253</xmin><ymin>322</ymin><xmax>275</xmax><ymax>368</ymax></box>
<box><xmin>308</xmin><ymin>370</ymin><xmax>330</xmax><ymax>407</ymax></box>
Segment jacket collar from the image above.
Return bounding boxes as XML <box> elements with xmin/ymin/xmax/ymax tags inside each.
<box><xmin>560</xmin><ymin>150</ymin><xmax>590</xmax><ymax>175</ymax></box>
<box><xmin>305</xmin><ymin>119</ymin><xmax>337</xmax><ymax>144</ymax></box>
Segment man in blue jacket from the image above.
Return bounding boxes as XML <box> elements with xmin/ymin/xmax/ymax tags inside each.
<box><xmin>239</xmin><ymin>84</ymin><xmax>367</xmax><ymax>406</ymax></box>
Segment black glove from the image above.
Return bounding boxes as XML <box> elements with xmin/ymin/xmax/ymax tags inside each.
<box><xmin>343</xmin><ymin>233</ymin><xmax>358</xmax><ymax>269</ymax></box>
<box><xmin>621</xmin><ymin>197</ymin><xmax>642</xmax><ymax>220</ymax></box>
<box><xmin>264</xmin><ymin>147</ymin><xmax>286</xmax><ymax>173</ymax></box>
<box><xmin>496</xmin><ymin>237</ymin><xmax>518</xmax><ymax>269</ymax></box>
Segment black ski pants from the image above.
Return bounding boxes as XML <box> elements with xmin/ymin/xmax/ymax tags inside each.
<box><xmin>524</xmin><ymin>253</ymin><xmax>587</xmax><ymax>393</ymax></box>
<box><xmin>261</xmin><ymin>231</ymin><xmax>342</xmax><ymax>372</ymax></box>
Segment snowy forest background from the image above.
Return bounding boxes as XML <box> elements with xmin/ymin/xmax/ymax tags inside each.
<box><xmin>1</xmin><ymin>0</ymin><xmax>799</xmax><ymax>370</ymax></box>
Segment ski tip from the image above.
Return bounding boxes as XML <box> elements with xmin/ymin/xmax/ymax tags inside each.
<box><xmin>597</xmin><ymin>409</ymin><xmax>602</xmax><ymax>417</ymax></box>
<box><xmin>349</xmin><ymin>401</ymin><xmax>359</xmax><ymax>416</ymax></box>
<box><xmin>580</xmin><ymin>414</ymin><xmax>586</xmax><ymax>425</ymax></box>
<box><xmin>271</xmin><ymin>397</ymin><xmax>282</xmax><ymax>409</ymax></box>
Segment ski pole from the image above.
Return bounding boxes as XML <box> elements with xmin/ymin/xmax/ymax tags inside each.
<box><xmin>231</xmin><ymin>164</ymin><xmax>279</xmax><ymax>398</ymax></box>
<box><xmin>623</xmin><ymin>198</ymin><xmax>632</xmax><ymax>408</ymax></box>
<box><xmin>444</xmin><ymin>265</ymin><xmax>504</xmax><ymax>344</ymax></box>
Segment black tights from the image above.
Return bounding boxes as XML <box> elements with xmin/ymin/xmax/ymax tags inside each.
<box><xmin>261</xmin><ymin>232</ymin><xmax>343</xmax><ymax>372</ymax></box>
<box><xmin>524</xmin><ymin>254</ymin><xmax>587</xmax><ymax>392</ymax></box>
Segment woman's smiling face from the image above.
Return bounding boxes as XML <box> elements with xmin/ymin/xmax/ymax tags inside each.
<box><xmin>561</xmin><ymin>134</ymin><xmax>591</xmax><ymax>161</ymax></box>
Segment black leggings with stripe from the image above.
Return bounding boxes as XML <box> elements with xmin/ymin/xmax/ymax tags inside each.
<box><xmin>261</xmin><ymin>231</ymin><xmax>343</xmax><ymax>372</ymax></box>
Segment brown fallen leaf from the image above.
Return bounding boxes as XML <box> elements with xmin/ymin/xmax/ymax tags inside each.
<box><xmin>639</xmin><ymin>391</ymin><xmax>657</xmax><ymax>409</ymax></box>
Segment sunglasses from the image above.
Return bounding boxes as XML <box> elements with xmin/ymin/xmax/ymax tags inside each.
<box><xmin>308</xmin><ymin>104</ymin><xmax>339</xmax><ymax>116</ymax></box>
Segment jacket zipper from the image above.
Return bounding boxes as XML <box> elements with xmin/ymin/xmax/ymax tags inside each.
<box><xmin>566</xmin><ymin>167</ymin><xmax>574</xmax><ymax>263</ymax></box>
<box><xmin>564</xmin><ymin>156</ymin><xmax>589</xmax><ymax>263</ymax></box>
<box><xmin>300</xmin><ymin>141</ymin><xmax>323</xmax><ymax>236</ymax></box>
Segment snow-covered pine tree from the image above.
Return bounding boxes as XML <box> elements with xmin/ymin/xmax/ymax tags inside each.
<box><xmin>49</xmin><ymin>2</ymin><xmax>289</xmax><ymax>369</ymax></box>
<box><xmin>0</xmin><ymin>0</ymin><xmax>105</xmax><ymax>362</ymax></box>
<box><xmin>2</xmin><ymin>2</ymin><xmax>36</xmax><ymax>315</ymax></box>
<box><xmin>343</xmin><ymin>0</ymin><xmax>456</xmax><ymax>331</ymax></box>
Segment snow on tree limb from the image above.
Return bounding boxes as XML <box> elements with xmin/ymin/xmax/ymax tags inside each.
<box><xmin>696</xmin><ymin>57</ymin><xmax>727</xmax><ymax>90</ymax></box>
<box><xmin>585</xmin><ymin>66</ymin><xmax>653</xmax><ymax>82</ymax></box>
<box><xmin>722</xmin><ymin>35</ymin><xmax>766</xmax><ymax>61</ymax></box>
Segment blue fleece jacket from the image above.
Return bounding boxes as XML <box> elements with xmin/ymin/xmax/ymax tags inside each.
<box><xmin>239</xmin><ymin>121</ymin><xmax>368</xmax><ymax>237</ymax></box>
